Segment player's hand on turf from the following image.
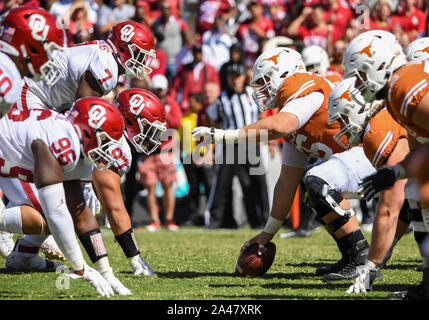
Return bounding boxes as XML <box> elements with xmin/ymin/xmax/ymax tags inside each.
<box><xmin>357</xmin><ymin>165</ymin><xmax>406</xmax><ymax>200</ymax></box>
<box><xmin>70</xmin><ymin>264</ymin><xmax>115</xmax><ymax>298</ymax></box>
<box><xmin>241</xmin><ymin>232</ymin><xmax>274</xmax><ymax>256</ymax></box>
<box><xmin>101</xmin><ymin>268</ymin><xmax>132</xmax><ymax>295</ymax></box>
<box><xmin>83</xmin><ymin>183</ymin><xmax>101</xmax><ymax>216</ymax></box>
<box><xmin>346</xmin><ymin>261</ymin><xmax>381</xmax><ymax>294</ymax></box>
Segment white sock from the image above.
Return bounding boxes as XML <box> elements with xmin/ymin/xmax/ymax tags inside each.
<box><xmin>0</xmin><ymin>206</ymin><xmax>23</xmax><ymax>234</ymax></box>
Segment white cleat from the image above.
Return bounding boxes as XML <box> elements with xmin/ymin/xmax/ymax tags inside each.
<box><xmin>0</xmin><ymin>231</ymin><xmax>14</xmax><ymax>258</ymax></box>
<box><xmin>131</xmin><ymin>255</ymin><xmax>156</xmax><ymax>276</ymax></box>
<box><xmin>40</xmin><ymin>235</ymin><xmax>66</xmax><ymax>261</ymax></box>
<box><xmin>6</xmin><ymin>239</ymin><xmax>62</xmax><ymax>271</ymax></box>
<box><xmin>101</xmin><ymin>268</ymin><xmax>132</xmax><ymax>296</ymax></box>
<box><xmin>6</xmin><ymin>251</ymin><xmax>62</xmax><ymax>271</ymax></box>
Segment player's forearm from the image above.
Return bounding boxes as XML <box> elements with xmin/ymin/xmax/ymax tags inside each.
<box><xmin>368</xmin><ymin>180</ymin><xmax>406</xmax><ymax>265</ymax></box>
<box><xmin>264</xmin><ymin>165</ymin><xmax>303</xmax><ymax>234</ymax></box>
<box><xmin>239</xmin><ymin>112</ymin><xmax>299</xmax><ymax>143</ymax></box>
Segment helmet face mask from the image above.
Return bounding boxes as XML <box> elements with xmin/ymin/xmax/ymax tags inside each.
<box><xmin>328</xmin><ymin>77</ymin><xmax>370</xmax><ymax>149</ymax></box>
<box><xmin>133</xmin><ymin>117</ymin><xmax>166</xmax><ymax>155</ymax></box>
<box><xmin>108</xmin><ymin>22</ymin><xmax>156</xmax><ymax>81</ymax></box>
<box><xmin>86</xmin><ymin>131</ymin><xmax>123</xmax><ymax>171</ymax></box>
<box><xmin>68</xmin><ymin>97</ymin><xmax>125</xmax><ymax>171</ymax></box>
<box><xmin>116</xmin><ymin>88</ymin><xmax>167</xmax><ymax>155</ymax></box>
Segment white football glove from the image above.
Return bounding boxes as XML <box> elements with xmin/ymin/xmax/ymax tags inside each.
<box><xmin>192</xmin><ymin>127</ymin><xmax>239</xmax><ymax>144</ymax></box>
<box><xmin>69</xmin><ymin>264</ymin><xmax>115</xmax><ymax>298</ymax></box>
<box><xmin>83</xmin><ymin>183</ymin><xmax>101</xmax><ymax>216</ymax></box>
<box><xmin>101</xmin><ymin>267</ymin><xmax>132</xmax><ymax>295</ymax></box>
<box><xmin>346</xmin><ymin>261</ymin><xmax>382</xmax><ymax>294</ymax></box>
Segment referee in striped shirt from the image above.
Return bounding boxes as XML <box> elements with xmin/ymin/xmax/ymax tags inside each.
<box><xmin>204</xmin><ymin>62</ymin><xmax>269</xmax><ymax>229</ymax></box>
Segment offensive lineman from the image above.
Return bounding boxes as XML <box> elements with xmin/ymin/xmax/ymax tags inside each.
<box><xmin>339</xmin><ymin>30</ymin><xmax>429</xmax><ymax>299</ymax></box>
<box><xmin>192</xmin><ymin>47</ymin><xmax>376</xmax><ymax>281</ymax></box>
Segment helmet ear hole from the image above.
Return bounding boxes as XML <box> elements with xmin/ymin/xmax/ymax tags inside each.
<box><xmin>83</xmin><ymin>129</ymin><xmax>91</xmax><ymax>139</ymax></box>
<box><xmin>280</xmin><ymin>71</ymin><xmax>288</xmax><ymax>78</ymax></box>
<box><xmin>125</xmin><ymin>117</ymin><xmax>133</xmax><ymax>126</ymax></box>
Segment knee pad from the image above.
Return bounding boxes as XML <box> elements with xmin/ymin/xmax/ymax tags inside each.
<box><xmin>304</xmin><ymin>175</ymin><xmax>355</xmax><ymax>223</ymax></box>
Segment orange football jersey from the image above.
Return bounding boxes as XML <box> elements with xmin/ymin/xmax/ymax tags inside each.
<box><xmin>363</xmin><ymin>108</ymin><xmax>408</xmax><ymax>169</ymax></box>
<box><xmin>386</xmin><ymin>60</ymin><xmax>429</xmax><ymax>144</ymax></box>
<box><xmin>277</xmin><ymin>72</ymin><xmax>347</xmax><ymax>161</ymax></box>
<box><xmin>324</xmin><ymin>71</ymin><xmax>342</xmax><ymax>85</ymax></box>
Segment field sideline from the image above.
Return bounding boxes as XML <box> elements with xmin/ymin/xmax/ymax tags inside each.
<box><xmin>0</xmin><ymin>226</ymin><xmax>422</xmax><ymax>301</ymax></box>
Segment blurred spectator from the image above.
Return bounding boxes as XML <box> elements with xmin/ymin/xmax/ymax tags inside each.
<box><xmin>139</xmin><ymin>74</ymin><xmax>182</xmax><ymax>232</ymax></box>
<box><xmin>62</xmin><ymin>0</ymin><xmax>95</xmax><ymax>44</ymax></box>
<box><xmin>170</xmin><ymin>43</ymin><xmax>221</xmax><ymax>112</ymax></box>
<box><xmin>175</xmin><ymin>31</ymin><xmax>201</xmax><ymax>70</ymax></box>
<box><xmin>148</xmin><ymin>44</ymin><xmax>168</xmax><ymax>80</ymax></box>
<box><xmin>202</xmin><ymin>15</ymin><xmax>237</xmax><ymax>71</ymax></box>
<box><xmin>152</xmin><ymin>0</ymin><xmax>188</xmax><ymax>80</ymax></box>
<box><xmin>49</xmin><ymin>0</ymin><xmax>73</xmax><ymax>20</ymax></box>
<box><xmin>394</xmin><ymin>0</ymin><xmax>427</xmax><ymax>40</ymax></box>
<box><xmin>197</xmin><ymin>0</ymin><xmax>236</xmax><ymax>35</ymax></box>
<box><xmin>236</xmin><ymin>0</ymin><xmax>275</xmax><ymax>68</ymax></box>
<box><xmin>146</xmin><ymin>0</ymin><xmax>184</xmax><ymax>23</ymax></box>
<box><xmin>325</xmin><ymin>0</ymin><xmax>353</xmax><ymax>42</ymax></box>
<box><xmin>287</xmin><ymin>4</ymin><xmax>338</xmax><ymax>49</ymax></box>
<box><xmin>0</xmin><ymin>0</ymin><xmax>23</xmax><ymax>14</ymax></box>
<box><xmin>218</xmin><ymin>42</ymin><xmax>244</xmax><ymax>91</ymax></box>
<box><xmin>329</xmin><ymin>39</ymin><xmax>346</xmax><ymax>75</ymax></box>
<box><xmin>96</xmin><ymin>0</ymin><xmax>136</xmax><ymax>39</ymax></box>
<box><xmin>132</xmin><ymin>0</ymin><xmax>152</xmax><ymax>26</ymax></box>
<box><xmin>180</xmin><ymin>92</ymin><xmax>214</xmax><ymax>226</ymax></box>
<box><xmin>204</xmin><ymin>62</ymin><xmax>269</xmax><ymax>230</ymax></box>
<box><xmin>202</xmin><ymin>81</ymin><xmax>221</xmax><ymax>126</ymax></box>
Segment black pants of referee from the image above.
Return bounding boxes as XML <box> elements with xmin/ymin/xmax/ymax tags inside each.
<box><xmin>205</xmin><ymin>145</ymin><xmax>270</xmax><ymax>229</ymax></box>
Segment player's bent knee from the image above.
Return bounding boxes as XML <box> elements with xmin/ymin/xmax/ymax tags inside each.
<box><xmin>304</xmin><ymin>175</ymin><xmax>355</xmax><ymax>223</ymax></box>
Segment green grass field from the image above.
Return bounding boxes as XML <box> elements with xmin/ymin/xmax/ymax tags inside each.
<box><xmin>0</xmin><ymin>226</ymin><xmax>423</xmax><ymax>300</ymax></box>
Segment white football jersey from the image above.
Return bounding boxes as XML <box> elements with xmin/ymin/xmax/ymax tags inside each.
<box><xmin>0</xmin><ymin>106</ymin><xmax>92</xmax><ymax>183</ymax></box>
<box><xmin>22</xmin><ymin>41</ymin><xmax>119</xmax><ymax>112</ymax></box>
<box><xmin>0</xmin><ymin>52</ymin><xmax>23</xmax><ymax>117</ymax></box>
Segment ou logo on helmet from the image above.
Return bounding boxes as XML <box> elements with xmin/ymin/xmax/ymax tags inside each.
<box><xmin>88</xmin><ymin>105</ymin><xmax>107</xmax><ymax>129</ymax></box>
<box><xmin>129</xmin><ymin>94</ymin><xmax>146</xmax><ymax>115</ymax></box>
<box><xmin>28</xmin><ymin>14</ymin><xmax>50</xmax><ymax>41</ymax></box>
<box><xmin>121</xmin><ymin>24</ymin><xmax>135</xmax><ymax>42</ymax></box>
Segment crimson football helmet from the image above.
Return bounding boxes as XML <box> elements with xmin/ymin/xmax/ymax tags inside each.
<box><xmin>0</xmin><ymin>6</ymin><xmax>67</xmax><ymax>86</ymax></box>
<box><xmin>107</xmin><ymin>21</ymin><xmax>156</xmax><ymax>80</ymax></box>
<box><xmin>68</xmin><ymin>97</ymin><xmax>125</xmax><ymax>171</ymax></box>
<box><xmin>116</xmin><ymin>88</ymin><xmax>167</xmax><ymax>155</ymax></box>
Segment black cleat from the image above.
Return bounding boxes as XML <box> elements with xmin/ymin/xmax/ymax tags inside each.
<box><xmin>388</xmin><ymin>283</ymin><xmax>427</xmax><ymax>300</ymax></box>
<box><xmin>315</xmin><ymin>255</ymin><xmax>348</xmax><ymax>276</ymax></box>
<box><xmin>323</xmin><ymin>260</ymin><xmax>362</xmax><ymax>281</ymax></box>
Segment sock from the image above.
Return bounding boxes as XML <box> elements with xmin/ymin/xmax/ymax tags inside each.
<box><xmin>115</xmin><ymin>228</ymin><xmax>140</xmax><ymax>258</ymax></box>
<box><xmin>338</xmin><ymin>228</ymin><xmax>369</xmax><ymax>263</ymax></box>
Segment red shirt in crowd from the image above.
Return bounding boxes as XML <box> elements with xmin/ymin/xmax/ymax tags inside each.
<box><xmin>197</xmin><ymin>0</ymin><xmax>235</xmax><ymax>34</ymax></box>
<box><xmin>171</xmin><ymin>62</ymin><xmax>221</xmax><ymax>112</ymax></box>
<box><xmin>160</xmin><ymin>94</ymin><xmax>183</xmax><ymax>150</ymax></box>
<box><xmin>149</xmin><ymin>47</ymin><xmax>167</xmax><ymax>79</ymax></box>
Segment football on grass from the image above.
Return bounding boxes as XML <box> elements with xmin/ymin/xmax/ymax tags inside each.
<box><xmin>235</xmin><ymin>242</ymin><xmax>276</xmax><ymax>277</ymax></box>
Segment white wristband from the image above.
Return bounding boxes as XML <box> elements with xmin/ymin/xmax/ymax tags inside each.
<box><xmin>263</xmin><ymin>216</ymin><xmax>284</xmax><ymax>234</ymax></box>
<box><xmin>214</xmin><ymin>129</ymin><xmax>239</xmax><ymax>144</ymax></box>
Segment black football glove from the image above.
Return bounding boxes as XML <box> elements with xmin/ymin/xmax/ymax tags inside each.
<box><xmin>357</xmin><ymin>165</ymin><xmax>406</xmax><ymax>200</ymax></box>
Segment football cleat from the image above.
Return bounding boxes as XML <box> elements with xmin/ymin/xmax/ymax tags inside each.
<box><xmin>315</xmin><ymin>255</ymin><xmax>348</xmax><ymax>276</ymax></box>
<box><xmin>0</xmin><ymin>231</ymin><xmax>14</xmax><ymax>258</ymax></box>
<box><xmin>6</xmin><ymin>252</ymin><xmax>61</xmax><ymax>271</ymax></box>
<box><xmin>40</xmin><ymin>235</ymin><xmax>66</xmax><ymax>261</ymax></box>
<box><xmin>131</xmin><ymin>255</ymin><xmax>156</xmax><ymax>276</ymax></box>
<box><xmin>388</xmin><ymin>283</ymin><xmax>427</xmax><ymax>300</ymax></box>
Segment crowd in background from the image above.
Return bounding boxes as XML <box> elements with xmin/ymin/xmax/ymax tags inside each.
<box><xmin>0</xmin><ymin>0</ymin><xmax>427</xmax><ymax>232</ymax></box>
